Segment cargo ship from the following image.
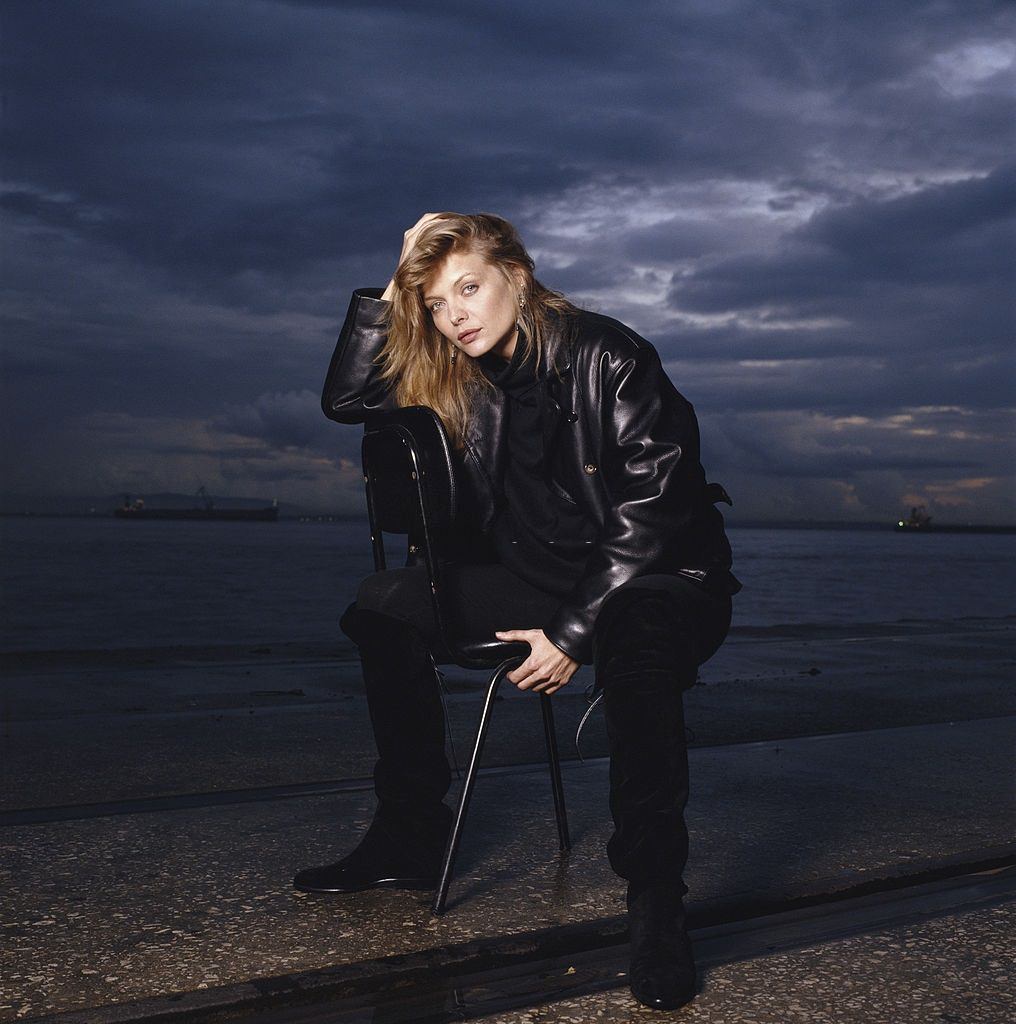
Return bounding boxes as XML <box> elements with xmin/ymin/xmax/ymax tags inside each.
<box><xmin>115</xmin><ymin>488</ymin><xmax>278</xmax><ymax>522</ymax></box>
<box><xmin>895</xmin><ymin>505</ymin><xmax>1014</xmax><ymax>534</ymax></box>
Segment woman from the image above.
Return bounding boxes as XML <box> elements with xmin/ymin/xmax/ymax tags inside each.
<box><xmin>296</xmin><ymin>213</ymin><xmax>739</xmax><ymax>1011</ymax></box>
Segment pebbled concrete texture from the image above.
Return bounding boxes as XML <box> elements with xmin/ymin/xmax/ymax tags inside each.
<box><xmin>470</xmin><ymin>901</ymin><xmax>1016</xmax><ymax>1023</ymax></box>
<box><xmin>1</xmin><ymin>715</ymin><xmax>1014</xmax><ymax>1020</ymax></box>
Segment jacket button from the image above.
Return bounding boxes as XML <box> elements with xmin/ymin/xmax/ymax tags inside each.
<box><xmin>567</xmin><ymin>412</ymin><xmax>579</xmax><ymax>423</ymax></box>
<box><xmin>583</xmin><ymin>463</ymin><xmax>597</xmax><ymax>474</ymax></box>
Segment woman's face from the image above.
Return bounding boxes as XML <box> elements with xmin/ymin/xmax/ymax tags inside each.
<box><xmin>422</xmin><ymin>250</ymin><xmax>522</xmax><ymax>361</ymax></box>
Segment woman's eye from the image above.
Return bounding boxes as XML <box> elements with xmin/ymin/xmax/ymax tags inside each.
<box><xmin>462</xmin><ymin>283</ymin><xmax>478</xmax><ymax>295</ymax></box>
<box><xmin>430</xmin><ymin>301</ymin><xmax>444</xmax><ymax>313</ymax></box>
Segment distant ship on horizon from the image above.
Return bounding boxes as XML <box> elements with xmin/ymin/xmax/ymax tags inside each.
<box><xmin>895</xmin><ymin>505</ymin><xmax>1015</xmax><ymax>534</ymax></box>
<box><xmin>115</xmin><ymin>487</ymin><xmax>278</xmax><ymax>522</ymax></box>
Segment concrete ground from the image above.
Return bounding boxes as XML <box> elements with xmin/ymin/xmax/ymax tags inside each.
<box><xmin>472</xmin><ymin>902</ymin><xmax>1016</xmax><ymax>1024</ymax></box>
<box><xmin>1</xmin><ymin>617</ymin><xmax>1013</xmax><ymax>1021</ymax></box>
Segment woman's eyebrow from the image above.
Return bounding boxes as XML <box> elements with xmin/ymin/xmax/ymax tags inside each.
<box><xmin>423</xmin><ymin>273</ymin><xmax>471</xmax><ymax>303</ymax></box>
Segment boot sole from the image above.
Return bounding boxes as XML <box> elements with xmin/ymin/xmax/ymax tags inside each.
<box><xmin>629</xmin><ymin>983</ymin><xmax>696</xmax><ymax>1011</ymax></box>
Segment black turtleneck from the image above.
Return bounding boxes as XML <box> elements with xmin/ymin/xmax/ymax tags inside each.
<box><xmin>477</xmin><ymin>337</ymin><xmax>599</xmax><ymax>599</ymax></box>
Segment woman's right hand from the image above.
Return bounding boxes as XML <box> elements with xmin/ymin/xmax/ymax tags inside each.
<box><xmin>381</xmin><ymin>213</ymin><xmax>449</xmax><ymax>301</ymax></box>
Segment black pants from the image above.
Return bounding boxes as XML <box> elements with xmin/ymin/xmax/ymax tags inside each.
<box><xmin>345</xmin><ymin>563</ymin><xmax>731</xmax><ymax>888</ymax></box>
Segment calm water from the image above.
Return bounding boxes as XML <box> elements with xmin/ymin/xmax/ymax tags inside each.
<box><xmin>1</xmin><ymin>517</ymin><xmax>1013</xmax><ymax>652</ymax></box>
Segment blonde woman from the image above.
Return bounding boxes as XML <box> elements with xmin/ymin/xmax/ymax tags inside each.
<box><xmin>298</xmin><ymin>213</ymin><xmax>739</xmax><ymax>1011</ymax></box>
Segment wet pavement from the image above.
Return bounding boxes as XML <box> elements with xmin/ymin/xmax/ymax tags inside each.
<box><xmin>471</xmin><ymin>901</ymin><xmax>1016</xmax><ymax>1024</ymax></box>
<box><xmin>1</xmin><ymin>618</ymin><xmax>1014</xmax><ymax>1021</ymax></box>
<box><xmin>3</xmin><ymin>715</ymin><xmax>1014</xmax><ymax>1020</ymax></box>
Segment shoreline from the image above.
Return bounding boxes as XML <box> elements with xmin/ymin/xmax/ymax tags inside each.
<box><xmin>5</xmin><ymin>510</ymin><xmax>1016</xmax><ymax>531</ymax></box>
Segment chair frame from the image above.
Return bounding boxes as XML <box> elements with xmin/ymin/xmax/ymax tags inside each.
<box><xmin>360</xmin><ymin>408</ymin><xmax>570</xmax><ymax>915</ymax></box>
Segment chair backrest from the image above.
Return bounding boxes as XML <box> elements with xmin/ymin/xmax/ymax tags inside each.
<box><xmin>360</xmin><ymin>406</ymin><xmax>457</xmax><ymax>567</ymax></box>
<box><xmin>360</xmin><ymin>406</ymin><xmax>530</xmax><ymax>670</ymax></box>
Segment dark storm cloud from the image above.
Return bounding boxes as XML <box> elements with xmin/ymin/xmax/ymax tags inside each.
<box><xmin>5</xmin><ymin>0</ymin><xmax>1004</xmax><ymax>290</ymax></box>
<box><xmin>807</xmin><ymin>164</ymin><xmax>1016</xmax><ymax>260</ymax></box>
<box><xmin>674</xmin><ymin>165</ymin><xmax>1015</xmax><ymax>316</ymax></box>
<box><xmin>2</xmin><ymin>0</ymin><xmax>1013</xmax><ymax>519</ymax></box>
<box><xmin>213</xmin><ymin>390</ymin><xmax>337</xmax><ymax>452</ymax></box>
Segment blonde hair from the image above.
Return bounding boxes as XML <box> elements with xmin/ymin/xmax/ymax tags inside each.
<box><xmin>376</xmin><ymin>213</ymin><xmax>578</xmax><ymax>450</ymax></box>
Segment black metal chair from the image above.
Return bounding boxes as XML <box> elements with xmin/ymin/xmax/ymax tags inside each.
<box><xmin>359</xmin><ymin>406</ymin><xmax>571</xmax><ymax>915</ymax></box>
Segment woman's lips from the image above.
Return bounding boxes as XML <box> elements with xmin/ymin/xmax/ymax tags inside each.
<box><xmin>458</xmin><ymin>329</ymin><xmax>480</xmax><ymax>344</ymax></box>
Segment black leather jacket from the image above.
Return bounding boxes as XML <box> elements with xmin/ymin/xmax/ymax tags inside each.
<box><xmin>322</xmin><ymin>288</ymin><xmax>737</xmax><ymax>663</ymax></box>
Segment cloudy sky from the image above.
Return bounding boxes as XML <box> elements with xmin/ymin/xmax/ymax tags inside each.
<box><xmin>2</xmin><ymin>0</ymin><xmax>1013</xmax><ymax>521</ymax></box>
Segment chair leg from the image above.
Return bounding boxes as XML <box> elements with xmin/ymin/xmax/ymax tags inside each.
<box><xmin>431</xmin><ymin>658</ymin><xmax>517</xmax><ymax>915</ymax></box>
<box><xmin>540</xmin><ymin>693</ymin><xmax>571</xmax><ymax>851</ymax></box>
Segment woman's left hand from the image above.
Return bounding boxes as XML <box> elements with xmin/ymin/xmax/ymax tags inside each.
<box><xmin>494</xmin><ymin>628</ymin><xmax>580</xmax><ymax>695</ymax></box>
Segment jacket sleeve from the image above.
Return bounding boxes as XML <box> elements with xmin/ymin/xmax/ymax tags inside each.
<box><xmin>542</xmin><ymin>341</ymin><xmax>706</xmax><ymax>664</ymax></box>
<box><xmin>321</xmin><ymin>288</ymin><xmax>397</xmax><ymax>423</ymax></box>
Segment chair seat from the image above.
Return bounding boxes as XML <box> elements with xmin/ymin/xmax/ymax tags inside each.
<box><xmin>444</xmin><ymin>637</ymin><xmax>531</xmax><ymax>668</ymax></box>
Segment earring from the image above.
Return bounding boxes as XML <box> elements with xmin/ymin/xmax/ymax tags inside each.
<box><xmin>518</xmin><ymin>291</ymin><xmax>526</xmax><ymax>307</ymax></box>
<box><xmin>450</xmin><ymin>344</ymin><xmax>458</xmax><ymax>365</ymax></box>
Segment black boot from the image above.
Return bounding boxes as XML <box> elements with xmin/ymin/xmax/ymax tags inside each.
<box><xmin>293</xmin><ymin>807</ymin><xmax>451</xmax><ymax>892</ymax></box>
<box><xmin>627</xmin><ymin>882</ymin><xmax>697</xmax><ymax>1010</ymax></box>
<box><xmin>594</xmin><ymin>588</ymin><xmax>701</xmax><ymax>1007</ymax></box>
<box><xmin>293</xmin><ymin>604</ymin><xmax>452</xmax><ymax>893</ymax></box>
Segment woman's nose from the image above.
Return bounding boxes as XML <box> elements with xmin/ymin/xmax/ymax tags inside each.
<box><xmin>450</xmin><ymin>308</ymin><xmax>466</xmax><ymax>325</ymax></box>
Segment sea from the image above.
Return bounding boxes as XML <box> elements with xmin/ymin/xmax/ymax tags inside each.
<box><xmin>1</xmin><ymin>517</ymin><xmax>1013</xmax><ymax>653</ymax></box>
